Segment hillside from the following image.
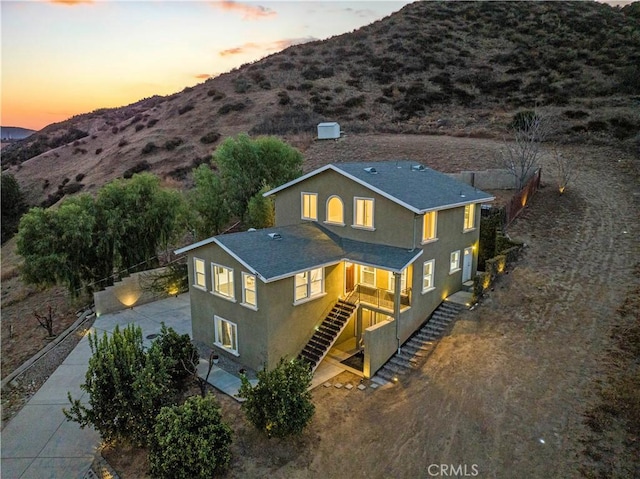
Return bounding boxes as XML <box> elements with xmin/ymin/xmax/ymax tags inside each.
<box><xmin>2</xmin><ymin>0</ymin><xmax>639</xmax><ymax>207</ymax></box>
<box><xmin>0</xmin><ymin>127</ymin><xmax>35</xmax><ymax>141</ymax></box>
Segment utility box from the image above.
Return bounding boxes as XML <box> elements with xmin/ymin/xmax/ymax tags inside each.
<box><xmin>317</xmin><ymin>122</ymin><xmax>340</xmax><ymax>140</ymax></box>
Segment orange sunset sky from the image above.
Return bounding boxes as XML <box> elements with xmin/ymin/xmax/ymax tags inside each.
<box><xmin>1</xmin><ymin>0</ymin><xmax>414</xmax><ymax>131</ymax></box>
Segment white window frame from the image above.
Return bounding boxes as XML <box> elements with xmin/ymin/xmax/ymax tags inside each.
<box><xmin>353</xmin><ymin>197</ymin><xmax>375</xmax><ymax>230</ymax></box>
<box><xmin>193</xmin><ymin>257</ymin><xmax>206</xmax><ymax>290</ymax></box>
<box><xmin>241</xmin><ymin>272</ymin><xmax>257</xmax><ymax>309</ymax></box>
<box><xmin>422</xmin><ymin>211</ymin><xmax>438</xmax><ymax>243</ymax></box>
<box><xmin>294</xmin><ymin>267</ymin><xmax>325</xmax><ymax>304</ymax></box>
<box><xmin>388</xmin><ymin>269</ymin><xmax>407</xmax><ymax>293</ymax></box>
<box><xmin>212</xmin><ymin>263</ymin><xmax>235</xmax><ymax>301</ymax></box>
<box><xmin>301</xmin><ymin>192</ymin><xmax>318</xmax><ymax>221</ymax></box>
<box><xmin>464</xmin><ymin>204</ymin><xmax>476</xmax><ymax>231</ymax></box>
<box><xmin>450</xmin><ymin>250</ymin><xmax>461</xmax><ymax>274</ymax></box>
<box><xmin>360</xmin><ymin>265</ymin><xmax>376</xmax><ymax>287</ymax></box>
<box><xmin>422</xmin><ymin>259</ymin><xmax>435</xmax><ymax>293</ymax></box>
<box><xmin>214</xmin><ymin>315</ymin><xmax>238</xmax><ymax>356</ymax></box>
<box><xmin>325</xmin><ymin>195</ymin><xmax>344</xmax><ymax>225</ymax></box>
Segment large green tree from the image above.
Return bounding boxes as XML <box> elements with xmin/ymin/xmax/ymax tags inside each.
<box><xmin>188</xmin><ymin>163</ymin><xmax>230</xmax><ymax>240</ymax></box>
<box><xmin>1</xmin><ymin>174</ymin><xmax>27</xmax><ymax>243</ymax></box>
<box><xmin>213</xmin><ymin>134</ymin><xmax>302</xmax><ymax>219</ymax></box>
<box><xmin>245</xmin><ymin>184</ymin><xmax>275</xmax><ymax>229</ymax></box>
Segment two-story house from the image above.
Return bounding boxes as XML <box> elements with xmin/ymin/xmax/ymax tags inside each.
<box><xmin>175</xmin><ymin>161</ymin><xmax>494</xmax><ymax>378</ymax></box>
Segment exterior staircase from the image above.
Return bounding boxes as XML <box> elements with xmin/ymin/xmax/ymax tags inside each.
<box><xmin>374</xmin><ymin>300</ymin><xmax>465</xmax><ymax>384</ymax></box>
<box><xmin>299</xmin><ymin>299</ymin><xmax>357</xmax><ymax>372</ymax></box>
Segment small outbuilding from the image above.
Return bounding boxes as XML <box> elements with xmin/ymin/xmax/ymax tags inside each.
<box><xmin>317</xmin><ymin>122</ymin><xmax>341</xmax><ymax>140</ymax></box>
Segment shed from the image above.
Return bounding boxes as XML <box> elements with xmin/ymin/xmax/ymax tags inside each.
<box><xmin>317</xmin><ymin>122</ymin><xmax>340</xmax><ymax>140</ymax></box>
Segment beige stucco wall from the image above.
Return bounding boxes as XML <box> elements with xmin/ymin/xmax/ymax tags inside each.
<box><xmin>363</xmin><ymin>320</ymin><xmax>397</xmax><ymax>378</ymax></box>
<box><xmin>94</xmin><ymin>267</ymin><xmax>169</xmax><ymax>317</ymax></box>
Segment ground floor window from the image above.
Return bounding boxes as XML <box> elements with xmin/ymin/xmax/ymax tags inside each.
<box><xmin>214</xmin><ymin>315</ymin><xmax>238</xmax><ymax>355</ymax></box>
<box><xmin>450</xmin><ymin>250</ymin><xmax>461</xmax><ymax>273</ymax></box>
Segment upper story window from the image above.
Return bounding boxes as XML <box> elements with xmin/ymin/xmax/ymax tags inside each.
<box><xmin>422</xmin><ymin>211</ymin><xmax>438</xmax><ymax>242</ymax></box>
<box><xmin>294</xmin><ymin>267</ymin><xmax>324</xmax><ymax>303</ymax></box>
<box><xmin>325</xmin><ymin>195</ymin><xmax>344</xmax><ymax>225</ymax></box>
<box><xmin>241</xmin><ymin>272</ymin><xmax>257</xmax><ymax>309</ymax></box>
<box><xmin>194</xmin><ymin>258</ymin><xmax>206</xmax><ymax>290</ymax></box>
<box><xmin>450</xmin><ymin>250</ymin><xmax>461</xmax><ymax>274</ymax></box>
<box><xmin>212</xmin><ymin>263</ymin><xmax>235</xmax><ymax>300</ymax></box>
<box><xmin>464</xmin><ymin>204</ymin><xmax>476</xmax><ymax>231</ymax></box>
<box><xmin>353</xmin><ymin>197</ymin><xmax>374</xmax><ymax>229</ymax></box>
<box><xmin>422</xmin><ymin>259</ymin><xmax>435</xmax><ymax>293</ymax></box>
<box><xmin>301</xmin><ymin>192</ymin><xmax>317</xmax><ymax>221</ymax></box>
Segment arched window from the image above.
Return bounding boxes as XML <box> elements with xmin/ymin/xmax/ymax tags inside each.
<box><xmin>325</xmin><ymin>196</ymin><xmax>344</xmax><ymax>224</ymax></box>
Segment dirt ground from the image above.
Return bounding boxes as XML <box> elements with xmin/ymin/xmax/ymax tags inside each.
<box><xmin>4</xmin><ymin>135</ymin><xmax>639</xmax><ymax>478</ymax></box>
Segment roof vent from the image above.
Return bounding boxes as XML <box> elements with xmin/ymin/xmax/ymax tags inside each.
<box><xmin>364</xmin><ymin>167</ymin><xmax>377</xmax><ymax>174</ymax></box>
<box><xmin>267</xmin><ymin>232</ymin><xmax>282</xmax><ymax>240</ymax></box>
<box><xmin>248</xmin><ymin>228</ymin><xmax>257</xmax><ymax>232</ymax></box>
<box><xmin>411</xmin><ymin>165</ymin><xmax>426</xmax><ymax>171</ymax></box>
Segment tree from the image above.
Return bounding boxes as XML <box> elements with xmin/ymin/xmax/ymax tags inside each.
<box><xmin>238</xmin><ymin>357</ymin><xmax>315</xmax><ymax>438</ymax></box>
<box><xmin>64</xmin><ymin>324</ymin><xmax>175</xmax><ymax>447</ymax></box>
<box><xmin>34</xmin><ymin>305</ymin><xmax>56</xmax><ymax>338</ymax></box>
<box><xmin>1</xmin><ymin>174</ymin><xmax>26</xmax><ymax>243</ymax></box>
<box><xmin>150</xmin><ymin>394</ymin><xmax>233</xmax><ymax>479</ymax></box>
<box><xmin>245</xmin><ymin>184</ymin><xmax>275</xmax><ymax>229</ymax></box>
<box><xmin>153</xmin><ymin>323</ymin><xmax>198</xmax><ymax>388</ymax></box>
<box><xmin>188</xmin><ymin>164</ymin><xmax>230</xmax><ymax>239</ymax></box>
<box><xmin>214</xmin><ymin>134</ymin><xmax>303</xmax><ymax>219</ymax></box>
<box><xmin>551</xmin><ymin>147</ymin><xmax>577</xmax><ymax>195</ymax></box>
<box><xmin>498</xmin><ymin>109</ymin><xmax>553</xmax><ymax>189</ymax></box>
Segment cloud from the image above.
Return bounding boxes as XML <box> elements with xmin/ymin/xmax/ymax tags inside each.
<box><xmin>48</xmin><ymin>0</ymin><xmax>93</xmax><ymax>5</ymax></box>
<box><xmin>219</xmin><ymin>37</ymin><xmax>316</xmax><ymax>57</ymax></box>
<box><xmin>194</xmin><ymin>73</ymin><xmax>212</xmax><ymax>79</ymax></box>
<box><xmin>211</xmin><ymin>1</ymin><xmax>276</xmax><ymax>20</ymax></box>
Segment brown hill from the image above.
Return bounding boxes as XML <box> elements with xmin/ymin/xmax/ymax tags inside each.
<box><xmin>3</xmin><ymin>0</ymin><xmax>639</xmax><ymax>206</ymax></box>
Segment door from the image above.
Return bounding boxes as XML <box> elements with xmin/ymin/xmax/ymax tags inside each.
<box><xmin>462</xmin><ymin>247</ymin><xmax>473</xmax><ymax>282</ymax></box>
<box><xmin>345</xmin><ymin>262</ymin><xmax>355</xmax><ymax>293</ymax></box>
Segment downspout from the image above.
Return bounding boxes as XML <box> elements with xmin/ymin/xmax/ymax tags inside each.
<box><xmin>412</xmin><ymin>214</ymin><xmax>418</xmax><ymax>251</ymax></box>
<box><xmin>393</xmin><ymin>271</ymin><xmax>402</xmax><ymax>354</ymax></box>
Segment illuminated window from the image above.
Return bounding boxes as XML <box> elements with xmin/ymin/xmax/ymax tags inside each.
<box><xmin>194</xmin><ymin>258</ymin><xmax>206</xmax><ymax>290</ymax></box>
<box><xmin>422</xmin><ymin>211</ymin><xmax>437</xmax><ymax>242</ymax></box>
<box><xmin>214</xmin><ymin>315</ymin><xmax>238</xmax><ymax>355</ymax></box>
<box><xmin>388</xmin><ymin>269</ymin><xmax>408</xmax><ymax>292</ymax></box>
<box><xmin>295</xmin><ymin>267</ymin><xmax>324</xmax><ymax>302</ymax></box>
<box><xmin>464</xmin><ymin>204</ymin><xmax>476</xmax><ymax>230</ymax></box>
<box><xmin>450</xmin><ymin>251</ymin><xmax>461</xmax><ymax>273</ymax></box>
<box><xmin>353</xmin><ymin>197</ymin><xmax>374</xmax><ymax>229</ymax></box>
<box><xmin>242</xmin><ymin>272</ymin><xmax>257</xmax><ymax>308</ymax></box>
<box><xmin>361</xmin><ymin>265</ymin><xmax>376</xmax><ymax>287</ymax></box>
<box><xmin>326</xmin><ymin>196</ymin><xmax>344</xmax><ymax>224</ymax></box>
<box><xmin>301</xmin><ymin>192</ymin><xmax>317</xmax><ymax>220</ymax></box>
<box><xmin>212</xmin><ymin>264</ymin><xmax>234</xmax><ymax>300</ymax></box>
<box><xmin>422</xmin><ymin>260</ymin><xmax>435</xmax><ymax>292</ymax></box>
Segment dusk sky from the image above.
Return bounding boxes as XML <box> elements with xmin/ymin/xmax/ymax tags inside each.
<box><xmin>1</xmin><ymin>0</ymin><xmax>414</xmax><ymax>131</ymax></box>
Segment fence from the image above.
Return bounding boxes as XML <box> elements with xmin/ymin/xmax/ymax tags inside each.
<box><xmin>504</xmin><ymin>168</ymin><xmax>542</xmax><ymax>226</ymax></box>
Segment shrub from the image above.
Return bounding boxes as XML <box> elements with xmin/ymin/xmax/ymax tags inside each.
<box><xmin>147</xmin><ymin>118</ymin><xmax>159</xmax><ymax>128</ymax></box>
<box><xmin>277</xmin><ymin>91</ymin><xmax>291</xmax><ymax>106</ymax></box>
<box><xmin>62</xmin><ymin>182</ymin><xmax>84</xmax><ymax>195</ymax></box>
<box><xmin>164</xmin><ymin>137</ymin><xmax>184</xmax><ymax>151</ymax></box>
<box><xmin>95</xmin><ymin>147</ymin><xmax>103</xmax><ymax>154</ymax></box>
<box><xmin>112</xmin><ymin>126</ymin><xmax>119</xmax><ymax>134</ymax></box>
<box><xmin>218</xmin><ymin>101</ymin><xmax>247</xmax><ymax>115</ymax></box>
<box><xmin>200</xmin><ymin>131</ymin><xmax>221</xmax><ymax>144</ymax></box>
<box><xmin>141</xmin><ymin>142</ymin><xmax>158</xmax><ymax>154</ymax></box>
<box><xmin>150</xmin><ymin>394</ymin><xmax>232</xmax><ymax>479</ymax></box>
<box><xmin>178</xmin><ymin>104</ymin><xmax>194</xmax><ymax>115</ymax></box>
<box><xmin>123</xmin><ymin>160</ymin><xmax>151</xmax><ymax>179</ymax></box>
<box><xmin>207</xmin><ymin>88</ymin><xmax>225</xmax><ymax>100</ymax></box>
<box><xmin>118</xmin><ymin>138</ymin><xmax>128</xmax><ymax>147</ymax></box>
<box><xmin>153</xmin><ymin>324</ymin><xmax>198</xmax><ymax>388</ymax></box>
<box><xmin>238</xmin><ymin>357</ymin><xmax>314</xmax><ymax>438</ymax></box>
<box><xmin>344</xmin><ymin>95</ymin><xmax>366</xmax><ymax>108</ymax></box>
<box><xmin>135</xmin><ymin>123</ymin><xmax>145</xmax><ymax>132</ymax></box>
<box><xmin>233</xmin><ymin>77</ymin><xmax>251</xmax><ymax>93</ymax></box>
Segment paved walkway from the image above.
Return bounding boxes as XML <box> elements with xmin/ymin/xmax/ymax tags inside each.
<box><xmin>1</xmin><ymin>294</ymin><xmax>252</xmax><ymax>479</ymax></box>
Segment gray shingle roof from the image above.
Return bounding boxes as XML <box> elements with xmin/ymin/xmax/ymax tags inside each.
<box><xmin>265</xmin><ymin>161</ymin><xmax>494</xmax><ymax>213</ymax></box>
<box><xmin>200</xmin><ymin>223</ymin><xmax>421</xmax><ymax>282</ymax></box>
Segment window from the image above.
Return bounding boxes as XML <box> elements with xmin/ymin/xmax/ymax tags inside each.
<box><xmin>464</xmin><ymin>204</ymin><xmax>476</xmax><ymax>230</ymax></box>
<box><xmin>360</xmin><ymin>265</ymin><xmax>376</xmax><ymax>287</ymax></box>
<box><xmin>325</xmin><ymin>196</ymin><xmax>344</xmax><ymax>224</ymax></box>
<box><xmin>214</xmin><ymin>316</ymin><xmax>238</xmax><ymax>355</ymax></box>
<box><xmin>294</xmin><ymin>267</ymin><xmax>324</xmax><ymax>302</ymax></box>
<box><xmin>388</xmin><ymin>269</ymin><xmax>407</xmax><ymax>292</ymax></box>
<box><xmin>353</xmin><ymin>197</ymin><xmax>374</xmax><ymax>229</ymax></box>
<box><xmin>301</xmin><ymin>192</ymin><xmax>317</xmax><ymax>220</ymax></box>
<box><xmin>422</xmin><ymin>211</ymin><xmax>437</xmax><ymax>242</ymax></box>
<box><xmin>212</xmin><ymin>264</ymin><xmax>234</xmax><ymax>300</ymax></box>
<box><xmin>242</xmin><ymin>272</ymin><xmax>257</xmax><ymax>308</ymax></box>
<box><xmin>194</xmin><ymin>258</ymin><xmax>206</xmax><ymax>290</ymax></box>
<box><xmin>422</xmin><ymin>260</ymin><xmax>435</xmax><ymax>292</ymax></box>
<box><xmin>450</xmin><ymin>251</ymin><xmax>461</xmax><ymax>273</ymax></box>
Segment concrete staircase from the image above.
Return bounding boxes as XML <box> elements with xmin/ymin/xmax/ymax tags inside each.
<box><xmin>299</xmin><ymin>300</ymin><xmax>357</xmax><ymax>372</ymax></box>
<box><xmin>373</xmin><ymin>300</ymin><xmax>465</xmax><ymax>384</ymax></box>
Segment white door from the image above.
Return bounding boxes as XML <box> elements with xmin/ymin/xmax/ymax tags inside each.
<box><xmin>462</xmin><ymin>247</ymin><xmax>473</xmax><ymax>282</ymax></box>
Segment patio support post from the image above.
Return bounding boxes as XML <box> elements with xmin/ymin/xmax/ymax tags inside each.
<box><xmin>393</xmin><ymin>271</ymin><xmax>402</xmax><ymax>354</ymax></box>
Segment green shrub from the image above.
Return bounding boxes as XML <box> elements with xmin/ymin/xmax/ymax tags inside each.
<box><xmin>153</xmin><ymin>323</ymin><xmax>198</xmax><ymax>388</ymax></box>
<box><xmin>233</xmin><ymin>77</ymin><xmax>251</xmax><ymax>93</ymax></box>
<box><xmin>150</xmin><ymin>394</ymin><xmax>232</xmax><ymax>479</ymax></box>
<box><xmin>238</xmin><ymin>357</ymin><xmax>314</xmax><ymax>438</ymax></box>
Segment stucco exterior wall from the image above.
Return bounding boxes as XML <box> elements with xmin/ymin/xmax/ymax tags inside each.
<box><xmin>363</xmin><ymin>320</ymin><xmax>397</xmax><ymax>379</ymax></box>
<box><xmin>94</xmin><ymin>267</ymin><xmax>169</xmax><ymax>317</ymax></box>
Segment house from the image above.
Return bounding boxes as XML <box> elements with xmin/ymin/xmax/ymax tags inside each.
<box><xmin>175</xmin><ymin>161</ymin><xmax>494</xmax><ymax>378</ymax></box>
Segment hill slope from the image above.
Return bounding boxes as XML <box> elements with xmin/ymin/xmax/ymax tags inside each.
<box><xmin>3</xmin><ymin>0</ymin><xmax>639</xmax><ymax>206</ymax></box>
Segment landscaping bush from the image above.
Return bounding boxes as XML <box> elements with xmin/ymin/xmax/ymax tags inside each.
<box><xmin>238</xmin><ymin>357</ymin><xmax>314</xmax><ymax>438</ymax></box>
<box><xmin>153</xmin><ymin>323</ymin><xmax>198</xmax><ymax>388</ymax></box>
<box><xmin>150</xmin><ymin>394</ymin><xmax>232</xmax><ymax>479</ymax></box>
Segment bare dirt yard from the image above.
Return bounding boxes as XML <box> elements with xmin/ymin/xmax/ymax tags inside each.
<box><xmin>3</xmin><ymin>135</ymin><xmax>639</xmax><ymax>478</ymax></box>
